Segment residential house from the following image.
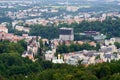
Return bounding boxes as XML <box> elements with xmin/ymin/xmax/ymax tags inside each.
<box><xmin>0</xmin><ymin>25</ymin><xmax>8</xmax><ymax>33</ymax></box>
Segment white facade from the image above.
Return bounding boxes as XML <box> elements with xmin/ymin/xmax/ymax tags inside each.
<box><xmin>0</xmin><ymin>26</ymin><xmax>8</xmax><ymax>33</ymax></box>
<box><xmin>105</xmin><ymin>38</ymin><xmax>115</xmax><ymax>46</ymax></box>
<box><xmin>52</xmin><ymin>59</ymin><xmax>64</xmax><ymax>64</ymax></box>
<box><xmin>59</xmin><ymin>27</ymin><xmax>74</xmax><ymax>41</ymax></box>
<box><xmin>66</xmin><ymin>6</ymin><xmax>79</xmax><ymax>12</ymax></box>
<box><xmin>45</xmin><ymin>50</ymin><xmax>54</xmax><ymax>61</ymax></box>
<box><xmin>59</xmin><ymin>35</ymin><xmax>74</xmax><ymax>41</ymax></box>
<box><xmin>15</xmin><ymin>25</ymin><xmax>30</xmax><ymax>33</ymax></box>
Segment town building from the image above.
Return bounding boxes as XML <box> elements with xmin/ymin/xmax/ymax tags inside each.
<box><xmin>0</xmin><ymin>25</ymin><xmax>8</xmax><ymax>33</ymax></box>
<box><xmin>59</xmin><ymin>27</ymin><xmax>74</xmax><ymax>41</ymax></box>
<box><xmin>22</xmin><ymin>36</ymin><xmax>40</xmax><ymax>61</ymax></box>
<box><xmin>0</xmin><ymin>32</ymin><xmax>23</xmax><ymax>42</ymax></box>
<box><xmin>105</xmin><ymin>38</ymin><xmax>115</xmax><ymax>46</ymax></box>
<box><xmin>15</xmin><ymin>25</ymin><xmax>30</xmax><ymax>33</ymax></box>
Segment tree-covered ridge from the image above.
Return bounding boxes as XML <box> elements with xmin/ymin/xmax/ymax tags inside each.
<box><xmin>30</xmin><ymin>25</ymin><xmax>59</xmax><ymax>39</ymax></box>
<box><xmin>0</xmin><ymin>53</ymin><xmax>43</xmax><ymax>77</ymax></box>
<box><xmin>0</xmin><ymin>40</ymin><xmax>27</xmax><ymax>54</ymax></box>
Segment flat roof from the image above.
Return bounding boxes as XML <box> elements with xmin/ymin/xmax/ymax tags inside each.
<box><xmin>60</xmin><ymin>27</ymin><xmax>73</xmax><ymax>30</ymax></box>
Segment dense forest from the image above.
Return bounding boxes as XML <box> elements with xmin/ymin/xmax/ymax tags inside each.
<box><xmin>56</xmin><ymin>43</ymin><xmax>100</xmax><ymax>53</ymax></box>
<box><xmin>0</xmin><ymin>40</ymin><xmax>27</xmax><ymax>55</ymax></box>
<box><xmin>30</xmin><ymin>25</ymin><xmax>59</xmax><ymax>39</ymax></box>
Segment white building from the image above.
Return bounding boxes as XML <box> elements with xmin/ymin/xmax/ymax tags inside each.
<box><xmin>45</xmin><ymin>50</ymin><xmax>55</xmax><ymax>61</ymax></box>
<box><xmin>0</xmin><ymin>25</ymin><xmax>8</xmax><ymax>33</ymax></box>
<box><xmin>59</xmin><ymin>27</ymin><xmax>74</xmax><ymax>41</ymax></box>
<box><xmin>105</xmin><ymin>38</ymin><xmax>115</xmax><ymax>46</ymax></box>
<box><xmin>66</xmin><ymin>6</ymin><xmax>79</xmax><ymax>12</ymax></box>
<box><xmin>15</xmin><ymin>25</ymin><xmax>30</xmax><ymax>33</ymax></box>
<box><xmin>52</xmin><ymin>54</ymin><xmax>64</xmax><ymax>64</ymax></box>
<box><xmin>100</xmin><ymin>45</ymin><xmax>117</xmax><ymax>53</ymax></box>
<box><xmin>52</xmin><ymin>58</ymin><xmax>64</xmax><ymax>64</ymax></box>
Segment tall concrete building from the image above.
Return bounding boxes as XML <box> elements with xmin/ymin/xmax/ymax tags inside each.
<box><xmin>59</xmin><ymin>27</ymin><xmax>74</xmax><ymax>41</ymax></box>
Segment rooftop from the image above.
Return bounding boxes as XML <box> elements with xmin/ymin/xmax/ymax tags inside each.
<box><xmin>60</xmin><ymin>27</ymin><xmax>73</xmax><ymax>30</ymax></box>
